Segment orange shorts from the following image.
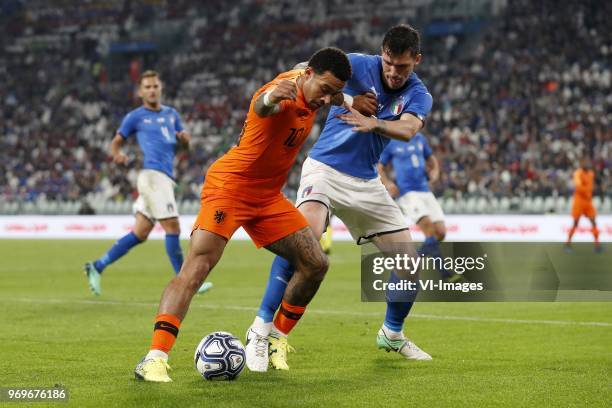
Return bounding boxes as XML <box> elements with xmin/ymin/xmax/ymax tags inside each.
<box><xmin>571</xmin><ymin>198</ymin><xmax>596</xmax><ymax>219</ymax></box>
<box><xmin>193</xmin><ymin>189</ymin><xmax>309</xmax><ymax>248</ymax></box>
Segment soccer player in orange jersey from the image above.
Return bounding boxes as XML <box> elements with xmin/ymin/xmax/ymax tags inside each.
<box><xmin>134</xmin><ymin>47</ymin><xmax>352</xmax><ymax>382</ymax></box>
<box><xmin>565</xmin><ymin>157</ymin><xmax>602</xmax><ymax>253</ymax></box>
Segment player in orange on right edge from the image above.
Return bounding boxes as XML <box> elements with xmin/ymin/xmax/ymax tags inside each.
<box><xmin>565</xmin><ymin>157</ymin><xmax>602</xmax><ymax>253</ymax></box>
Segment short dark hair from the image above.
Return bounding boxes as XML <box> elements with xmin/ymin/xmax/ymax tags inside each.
<box><xmin>382</xmin><ymin>24</ymin><xmax>421</xmax><ymax>57</ymax></box>
<box><xmin>139</xmin><ymin>70</ymin><xmax>160</xmax><ymax>85</ymax></box>
<box><xmin>307</xmin><ymin>47</ymin><xmax>352</xmax><ymax>82</ymax></box>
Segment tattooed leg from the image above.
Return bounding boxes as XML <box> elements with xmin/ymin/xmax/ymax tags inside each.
<box><xmin>265</xmin><ymin>227</ymin><xmax>329</xmax><ymax>306</ymax></box>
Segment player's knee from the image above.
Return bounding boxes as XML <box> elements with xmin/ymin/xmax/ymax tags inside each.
<box><xmin>161</xmin><ymin>219</ymin><xmax>180</xmax><ymax>235</ymax></box>
<box><xmin>302</xmin><ymin>252</ymin><xmax>329</xmax><ymax>282</ymax></box>
<box><xmin>174</xmin><ymin>273</ymin><xmax>202</xmax><ymax>294</ymax></box>
<box><xmin>167</xmin><ymin>228</ymin><xmax>181</xmax><ymax>236</ymax></box>
<box><xmin>318</xmin><ymin>254</ymin><xmax>330</xmax><ymax>276</ymax></box>
<box><xmin>432</xmin><ymin>222</ymin><xmax>446</xmax><ymax>241</ymax></box>
<box><xmin>185</xmin><ymin>275</ymin><xmax>205</xmax><ymax>293</ymax></box>
<box><xmin>133</xmin><ymin>230</ymin><xmax>149</xmax><ymax>242</ymax></box>
<box><xmin>179</xmin><ymin>255</ymin><xmax>212</xmax><ymax>292</ymax></box>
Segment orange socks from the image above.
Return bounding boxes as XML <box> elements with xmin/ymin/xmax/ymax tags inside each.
<box><xmin>273</xmin><ymin>300</ymin><xmax>306</xmax><ymax>335</ymax></box>
<box><xmin>150</xmin><ymin>313</ymin><xmax>181</xmax><ymax>353</ymax></box>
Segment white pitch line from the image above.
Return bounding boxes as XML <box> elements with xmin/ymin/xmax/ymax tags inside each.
<box><xmin>4</xmin><ymin>297</ymin><xmax>612</xmax><ymax>328</ymax></box>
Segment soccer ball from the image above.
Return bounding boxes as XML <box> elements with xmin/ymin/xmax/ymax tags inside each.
<box><xmin>194</xmin><ymin>331</ymin><xmax>246</xmax><ymax>380</ymax></box>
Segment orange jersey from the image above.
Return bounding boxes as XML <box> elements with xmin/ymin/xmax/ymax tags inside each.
<box><xmin>204</xmin><ymin>69</ymin><xmax>317</xmax><ymax>198</ymax></box>
<box><xmin>573</xmin><ymin>168</ymin><xmax>594</xmax><ymax>201</ymax></box>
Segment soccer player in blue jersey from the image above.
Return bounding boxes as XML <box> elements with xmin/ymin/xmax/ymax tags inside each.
<box><xmin>245</xmin><ymin>25</ymin><xmax>433</xmax><ymax>372</ymax></box>
<box><xmin>378</xmin><ymin>134</ymin><xmax>452</xmax><ymax>279</ymax></box>
<box><xmin>83</xmin><ymin>70</ymin><xmax>211</xmax><ymax>296</ymax></box>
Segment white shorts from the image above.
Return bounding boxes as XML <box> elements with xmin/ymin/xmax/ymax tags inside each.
<box><xmin>397</xmin><ymin>191</ymin><xmax>444</xmax><ymax>224</ymax></box>
<box><xmin>133</xmin><ymin>169</ymin><xmax>179</xmax><ymax>221</ymax></box>
<box><xmin>296</xmin><ymin>158</ymin><xmax>409</xmax><ymax>244</ymax></box>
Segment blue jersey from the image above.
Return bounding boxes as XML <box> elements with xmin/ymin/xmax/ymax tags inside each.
<box><xmin>380</xmin><ymin>133</ymin><xmax>432</xmax><ymax>194</ymax></box>
<box><xmin>117</xmin><ymin>105</ymin><xmax>184</xmax><ymax>179</ymax></box>
<box><xmin>309</xmin><ymin>53</ymin><xmax>432</xmax><ymax>179</ymax></box>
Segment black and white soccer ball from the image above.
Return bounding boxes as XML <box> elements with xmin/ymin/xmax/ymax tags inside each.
<box><xmin>194</xmin><ymin>331</ymin><xmax>246</xmax><ymax>380</ymax></box>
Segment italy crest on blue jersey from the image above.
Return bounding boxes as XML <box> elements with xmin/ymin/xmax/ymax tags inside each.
<box><xmin>309</xmin><ymin>53</ymin><xmax>433</xmax><ymax>179</ymax></box>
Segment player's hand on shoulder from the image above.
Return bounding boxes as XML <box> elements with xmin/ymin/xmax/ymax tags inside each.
<box><xmin>352</xmin><ymin>92</ymin><xmax>378</xmax><ymax>116</ymax></box>
<box><xmin>113</xmin><ymin>152</ymin><xmax>129</xmax><ymax>165</ymax></box>
<box><xmin>269</xmin><ymin>79</ymin><xmax>298</xmax><ymax>104</ymax></box>
<box><xmin>337</xmin><ymin>103</ymin><xmax>377</xmax><ymax>133</ymax></box>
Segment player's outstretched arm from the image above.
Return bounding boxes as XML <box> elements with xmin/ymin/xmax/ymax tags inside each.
<box><xmin>110</xmin><ymin>133</ymin><xmax>129</xmax><ymax>165</ymax></box>
<box><xmin>337</xmin><ymin>104</ymin><xmax>422</xmax><ymax>141</ymax></box>
<box><xmin>253</xmin><ymin>79</ymin><xmax>297</xmax><ymax>118</ymax></box>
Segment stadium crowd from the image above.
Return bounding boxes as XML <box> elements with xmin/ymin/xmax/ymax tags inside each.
<box><xmin>1</xmin><ymin>0</ymin><xmax>609</xmax><ymax>209</ymax></box>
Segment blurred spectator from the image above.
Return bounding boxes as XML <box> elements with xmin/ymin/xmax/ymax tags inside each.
<box><xmin>1</xmin><ymin>0</ymin><xmax>609</xmax><ymax>208</ymax></box>
<box><xmin>78</xmin><ymin>200</ymin><xmax>96</xmax><ymax>215</ymax></box>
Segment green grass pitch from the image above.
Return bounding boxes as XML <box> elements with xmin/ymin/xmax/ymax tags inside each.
<box><xmin>1</xmin><ymin>240</ymin><xmax>610</xmax><ymax>407</ymax></box>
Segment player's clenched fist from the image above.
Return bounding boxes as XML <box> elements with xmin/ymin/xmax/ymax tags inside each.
<box><xmin>268</xmin><ymin>79</ymin><xmax>298</xmax><ymax>104</ymax></box>
<box><xmin>353</xmin><ymin>92</ymin><xmax>378</xmax><ymax>117</ymax></box>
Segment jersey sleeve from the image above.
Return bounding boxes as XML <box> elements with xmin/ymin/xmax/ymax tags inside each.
<box><xmin>346</xmin><ymin>53</ymin><xmax>375</xmax><ymax>91</ymax></box>
<box><xmin>250</xmin><ymin>77</ymin><xmax>291</xmax><ymax>115</ymax></box>
<box><xmin>117</xmin><ymin>112</ymin><xmax>137</xmax><ymax>139</ymax></box>
<box><xmin>422</xmin><ymin>135</ymin><xmax>433</xmax><ymax>159</ymax></box>
<box><xmin>173</xmin><ymin>109</ymin><xmax>184</xmax><ymax>133</ymax></box>
<box><xmin>379</xmin><ymin>143</ymin><xmax>393</xmax><ymax>166</ymax></box>
<box><xmin>404</xmin><ymin>90</ymin><xmax>433</xmax><ymax>123</ymax></box>
<box><xmin>347</xmin><ymin>53</ymin><xmax>368</xmax><ymax>79</ymax></box>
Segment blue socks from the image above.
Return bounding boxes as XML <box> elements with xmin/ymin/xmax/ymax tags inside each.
<box><xmin>384</xmin><ymin>271</ymin><xmax>416</xmax><ymax>332</ymax></box>
<box><xmin>164</xmin><ymin>233</ymin><xmax>184</xmax><ymax>274</ymax></box>
<box><xmin>255</xmin><ymin>253</ymin><xmax>422</xmax><ymax>332</ymax></box>
<box><xmin>384</xmin><ymin>302</ymin><xmax>414</xmax><ymax>332</ymax></box>
<box><xmin>94</xmin><ymin>232</ymin><xmax>142</xmax><ymax>273</ymax></box>
<box><xmin>257</xmin><ymin>256</ymin><xmax>295</xmax><ymax>323</ymax></box>
<box><xmin>419</xmin><ymin>236</ymin><xmax>451</xmax><ymax>278</ymax></box>
<box><xmin>420</xmin><ymin>236</ymin><xmax>439</xmax><ymax>256</ymax></box>
<box><xmin>94</xmin><ymin>232</ymin><xmax>184</xmax><ymax>274</ymax></box>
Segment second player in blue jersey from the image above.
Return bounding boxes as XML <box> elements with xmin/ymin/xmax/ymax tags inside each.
<box><xmin>84</xmin><ymin>70</ymin><xmax>211</xmax><ymax>297</ymax></box>
<box><xmin>310</xmin><ymin>53</ymin><xmax>432</xmax><ymax>179</ymax></box>
<box><xmin>380</xmin><ymin>133</ymin><xmax>432</xmax><ymax>194</ymax></box>
<box><xmin>117</xmin><ymin>104</ymin><xmax>184</xmax><ymax>180</ymax></box>
<box><xmin>379</xmin><ymin>133</ymin><xmax>454</xmax><ymax>280</ymax></box>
